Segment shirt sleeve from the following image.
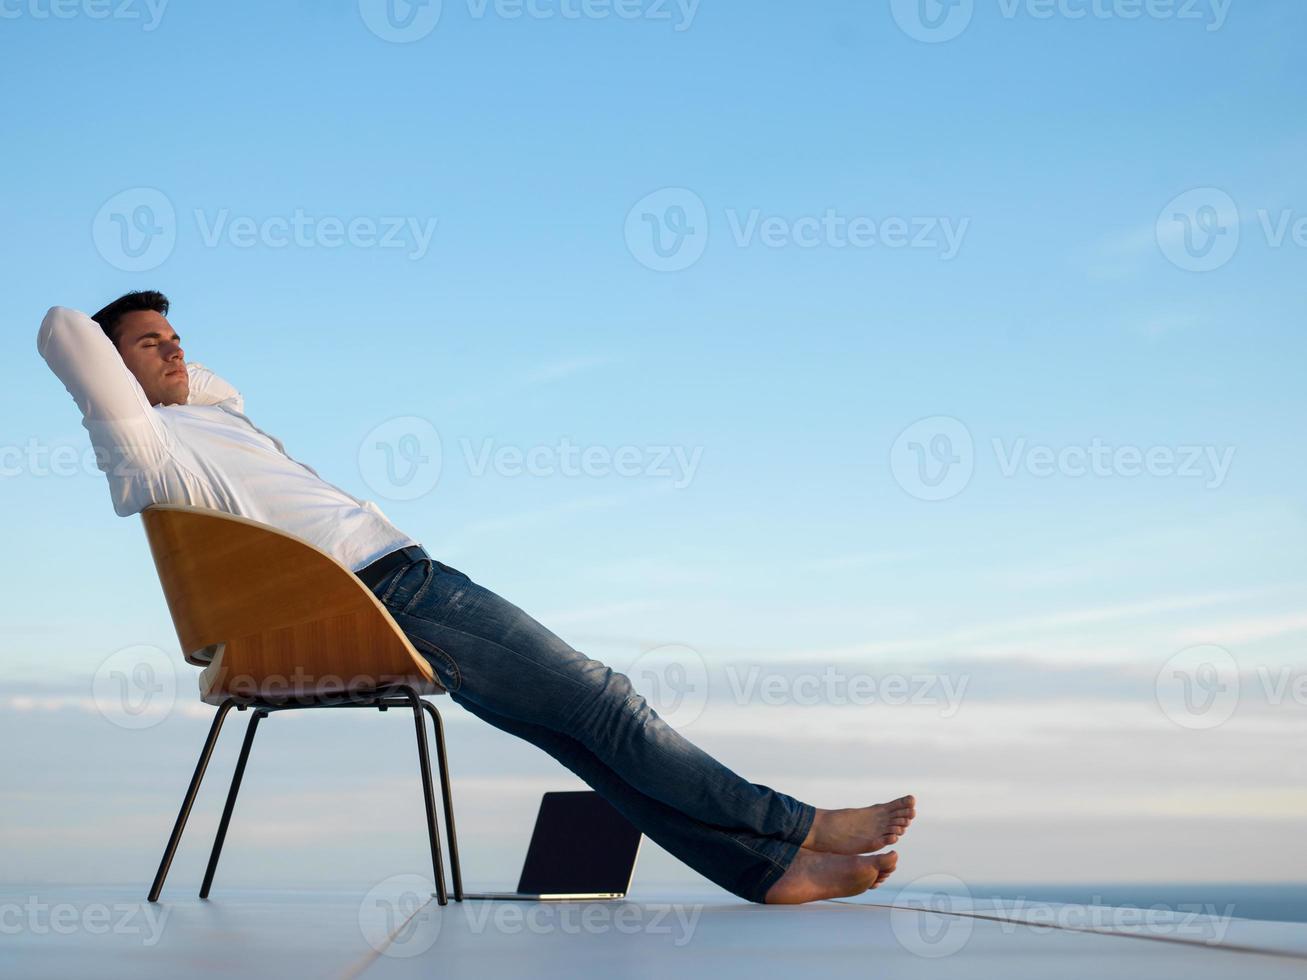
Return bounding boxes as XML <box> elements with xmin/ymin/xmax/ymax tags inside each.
<box><xmin>36</xmin><ymin>305</ymin><xmax>173</xmax><ymax>486</ymax></box>
<box><xmin>187</xmin><ymin>361</ymin><xmax>245</xmax><ymax>412</ymax></box>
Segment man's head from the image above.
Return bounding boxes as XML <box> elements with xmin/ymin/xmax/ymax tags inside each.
<box><xmin>92</xmin><ymin>290</ymin><xmax>189</xmax><ymax>406</ymax></box>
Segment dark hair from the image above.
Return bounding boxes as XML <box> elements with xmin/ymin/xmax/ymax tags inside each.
<box><xmin>92</xmin><ymin>290</ymin><xmax>170</xmax><ymax>344</ymax></box>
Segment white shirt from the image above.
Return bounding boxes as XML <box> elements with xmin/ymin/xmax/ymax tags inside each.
<box><xmin>37</xmin><ymin>306</ymin><xmax>418</xmax><ymax>571</ymax></box>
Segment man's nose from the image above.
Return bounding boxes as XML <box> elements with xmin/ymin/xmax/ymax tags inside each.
<box><xmin>164</xmin><ymin>341</ymin><xmax>184</xmax><ymax>361</ymax></box>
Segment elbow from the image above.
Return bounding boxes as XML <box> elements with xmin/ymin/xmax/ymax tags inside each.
<box><xmin>37</xmin><ymin>306</ymin><xmax>87</xmax><ymax>355</ymax></box>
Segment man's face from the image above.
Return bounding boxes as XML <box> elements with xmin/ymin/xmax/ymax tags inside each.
<box><xmin>114</xmin><ymin>309</ymin><xmax>189</xmax><ymax>406</ymax></box>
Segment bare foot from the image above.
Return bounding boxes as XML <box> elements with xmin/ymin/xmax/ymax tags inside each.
<box><xmin>765</xmin><ymin>848</ymin><xmax>898</xmax><ymax>905</ymax></box>
<box><xmin>802</xmin><ymin>795</ymin><xmax>916</xmax><ymax>855</ymax></box>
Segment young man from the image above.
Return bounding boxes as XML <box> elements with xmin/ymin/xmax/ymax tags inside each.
<box><xmin>38</xmin><ymin>290</ymin><xmax>915</xmax><ymax>905</ymax></box>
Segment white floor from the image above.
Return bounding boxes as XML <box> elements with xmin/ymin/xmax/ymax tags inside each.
<box><xmin>2</xmin><ymin>885</ymin><xmax>1304</xmax><ymax>980</ymax></box>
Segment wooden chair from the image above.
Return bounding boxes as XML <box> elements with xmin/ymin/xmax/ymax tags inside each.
<box><xmin>139</xmin><ymin>504</ymin><xmax>463</xmax><ymax>905</ymax></box>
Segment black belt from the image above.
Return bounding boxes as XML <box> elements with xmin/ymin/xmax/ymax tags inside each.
<box><xmin>356</xmin><ymin>545</ymin><xmax>430</xmax><ymax>591</ymax></box>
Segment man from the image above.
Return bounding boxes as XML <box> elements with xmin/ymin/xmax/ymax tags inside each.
<box><xmin>38</xmin><ymin>290</ymin><xmax>915</xmax><ymax>905</ymax></box>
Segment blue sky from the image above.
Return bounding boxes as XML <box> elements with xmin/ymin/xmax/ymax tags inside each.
<box><xmin>2</xmin><ymin>1</ymin><xmax>1304</xmax><ymax>893</ymax></box>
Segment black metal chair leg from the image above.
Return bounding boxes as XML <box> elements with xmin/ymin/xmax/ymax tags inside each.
<box><xmin>422</xmin><ymin>701</ymin><xmax>463</xmax><ymax>902</ymax></box>
<box><xmin>148</xmin><ymin>699</ymin><xmax>237</xmax><ymax>903</ymax></box>
<box><xmin>400</xmin><ymin>686</ymin><xmax>447</xmax><ymax>905</ymax></box>
<box><xmin>200</xmin><ymin>709</ymin><xmax>266</xmax><ymax>899</ymax></box>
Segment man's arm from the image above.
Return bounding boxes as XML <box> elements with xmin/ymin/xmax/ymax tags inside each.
<box><xmin>36</xmin><ymin>305</ymin><xmax>172</xmax><ymax>506</ymax></box>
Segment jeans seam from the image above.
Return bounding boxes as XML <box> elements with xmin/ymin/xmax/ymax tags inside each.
<box><xmin>750</xmin><ymin>849</ymin><xmax>793</xmax><ymax>901</ymax></box>
<box><xmin>378</xmin><ymin>566</ymin><xmax>406</xmax><ymax>606</ymax></box>
<box><xmin>723</xmin><ymin>834</ymin><xmax>788</xmax><ymax>873</ymax></box>
<box><xmin>789</xmin><ymin>802</ymin><xmax>817</xmax><ymax>848</ymax></box>
<box><xmin>399</xmin><ymin>560</ymin><xmax>436</xmax><ymax>616</ymax></box>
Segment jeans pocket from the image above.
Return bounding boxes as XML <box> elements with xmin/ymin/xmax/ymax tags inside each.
<box><xmin>408</xmin><ymin>633</ymin><xmax>462</xmax><ymax>693</ymax></box>
<box><xmin>385</xmin><ymin>560</ymin><xmax>433</xmax><ymax>616</ymax></box>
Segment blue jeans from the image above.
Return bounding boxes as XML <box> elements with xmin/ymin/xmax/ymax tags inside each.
<box><xmin>366</xmin><ymin>555</ymin><xmax>815</xmax><ymax>903</ymax></box>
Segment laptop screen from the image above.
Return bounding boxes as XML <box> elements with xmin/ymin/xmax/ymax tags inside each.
<box><xmin>516</xmin><ymin>791</ymin><xmax>643</xmax><ymax>895</ymax></box>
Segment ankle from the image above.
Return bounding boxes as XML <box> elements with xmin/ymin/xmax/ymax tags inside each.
<box><xmin>801</xmin><ymin>809</ymin><xmax>828</xmax><ymax>849</ymax></box>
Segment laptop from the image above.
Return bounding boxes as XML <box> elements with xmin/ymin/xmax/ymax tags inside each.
<box><xmin>465</xmin><ymin>791</ymin><xmax>643</xmax><ymax>901</ymax></box>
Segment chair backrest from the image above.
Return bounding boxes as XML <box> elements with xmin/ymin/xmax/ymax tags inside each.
<box><xmin>141</xmin><ymin>505</ymin><xmax>438</xmax><ymax>703</ymax></box>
